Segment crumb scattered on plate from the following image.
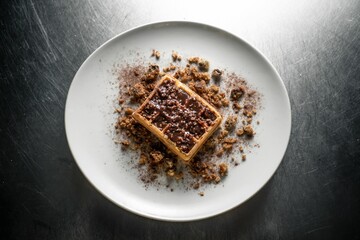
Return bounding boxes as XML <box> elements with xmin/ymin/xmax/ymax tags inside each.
<box><xmin>112</xmin><ymin>50</ymin><xmax>261</xmax><ymax>194</ymax></box>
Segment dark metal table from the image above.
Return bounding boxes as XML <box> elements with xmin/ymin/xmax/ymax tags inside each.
<box><xmin>1</xmin><ymin>1</ymin><xmax>359</xmax><ymax>239</ymax></box>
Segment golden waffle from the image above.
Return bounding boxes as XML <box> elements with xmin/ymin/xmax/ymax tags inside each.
<box><xmin>132</xmin><ymin>75</ymin><xmax>222</xmax><ymax>161</ymax></box>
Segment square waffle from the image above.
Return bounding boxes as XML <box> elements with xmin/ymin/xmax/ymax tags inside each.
<box><xmin>132</xmin><ymin>75</ymin><xmax>222</xmax><ymax>161</ymax></box>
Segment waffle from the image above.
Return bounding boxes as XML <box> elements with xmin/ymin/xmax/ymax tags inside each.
<box><xmin>132</xmin><ymin>75</ymin><xmax>222</xmax><ymax>161</ymax></box>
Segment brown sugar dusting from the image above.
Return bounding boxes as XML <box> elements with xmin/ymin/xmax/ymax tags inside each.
<box><xmin>113</xmin><ymin>51</ymin><xmax>261</xmax><ymax>192</ymax></box>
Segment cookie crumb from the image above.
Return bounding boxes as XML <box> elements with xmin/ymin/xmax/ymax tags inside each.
<box><xmin>215</xmin><ymin>148</ymin><xmax>224</xmax><ymax>157</ymax></box>
<box><xmin>171</xmin><ymin>51</ymin><xmax>182</xmax><ymax>61</ymax></box>
<box><xmin>211</xmin><ymin>69</ymin><xmax>222</xmax><ymax>80</ymax></box>
<box><xmin>239</xmin><ymin>146</ymin><xmax>244</xmax><ymax>152</ymax></box>
<box><xmin>151</xmin><ymin>49</ymin><xmax>160</xmax><ymax>59</ymax></box>
<box><xmin>193</xmin><ymin>182</ymin><xmax>200</xmax><ymax>189</ymax></box>
<box><xmin>232</xmin><ymin>102</ymin><xmax>242</xmax><ymax>113</ymax></box>
<box><xmin>150</xmin><ymin>151</ymin><xmax>164</xmax><ymax>164</ymax></box>
<box><xmin>236</xmin><ymin>128</ymin><xmax>244</xmax><ymax>136</ymax></box>
<box><xmin>124</xmin><ymin>108</ymin><xmax>134</xmax><ymax>115</ymax></box>
<box><xmin>188</xmin><ymin>56</ymin><xmax>200</xmax><ymax>64</ymax></box>
<box><xmin>219</xmin><ymin>163</ymin><xmax>228</xmax><ymax>176</ymax></box>
<box><xmin>244</xmin><ymin>125</ymin><xmax>255</xmax><ymax>137</ymax></box>
<box><xmin>230</xmin><ymin>86</ymin><xmax>246</xmax><ymax>101</ymax></box>
<box><xmin>198</xmin><ymin>59</ymin><xmax>210</xmax><ymax>72</ymax></box>
<box><xmin>224</xmin><ymin>115</ymin><xmax>238</xmax><ymax>131</ymax></box>
<box><xmin>217</xmin><ymin>130</ymin><xmax>229</xmax><ymax>141</ymax></box>
<box><xmin>139</xmin><ymin>153</ymin><xmax>147</xmax><ymax>165</ymax></box>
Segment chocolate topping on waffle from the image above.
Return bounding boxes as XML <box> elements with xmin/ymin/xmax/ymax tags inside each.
<box><xmin>133</xmin><ymin>76</ymin><xmax>222</xmax><ymax>160</ymax></box>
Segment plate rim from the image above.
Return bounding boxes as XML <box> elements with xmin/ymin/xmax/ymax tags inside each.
<box><xmin>65</xmin><ymin>20</ymin><xmax>292</xmax><ymax>222</ymax></box>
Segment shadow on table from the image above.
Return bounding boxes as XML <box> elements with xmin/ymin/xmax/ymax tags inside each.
<box><xmin>89</xmin><ymin>178</ymin><xmax>272</xmax><ymax>239</ymax></box>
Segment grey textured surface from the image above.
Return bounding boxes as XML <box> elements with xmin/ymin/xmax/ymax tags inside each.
<box><xmin>1</xmin><ymin>0</ymin><xmax>360</xmax><ymax>239</ymax></box>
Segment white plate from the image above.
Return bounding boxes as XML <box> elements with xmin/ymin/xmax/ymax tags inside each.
<box><xmin>65</xmin><ymin>21</ymin><xmax>291</xmax><ymax>221</ymax></box>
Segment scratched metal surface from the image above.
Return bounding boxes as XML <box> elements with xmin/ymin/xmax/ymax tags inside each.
<box><xmin>1</xmin><ymin>0</ymin><xmax>360</xmax><ymax>239</ymax></box>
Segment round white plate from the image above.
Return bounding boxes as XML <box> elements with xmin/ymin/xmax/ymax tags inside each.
<box><xmin>65</xmin><ymin>21</ymin><xmax>291</xmax><ymax>221</ymax></box>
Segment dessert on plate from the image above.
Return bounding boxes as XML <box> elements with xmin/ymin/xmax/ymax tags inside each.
<box><xmin>132</xmin><ymin>75</ymin><xmax>222</xmax><ymax>161</ymax></box>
